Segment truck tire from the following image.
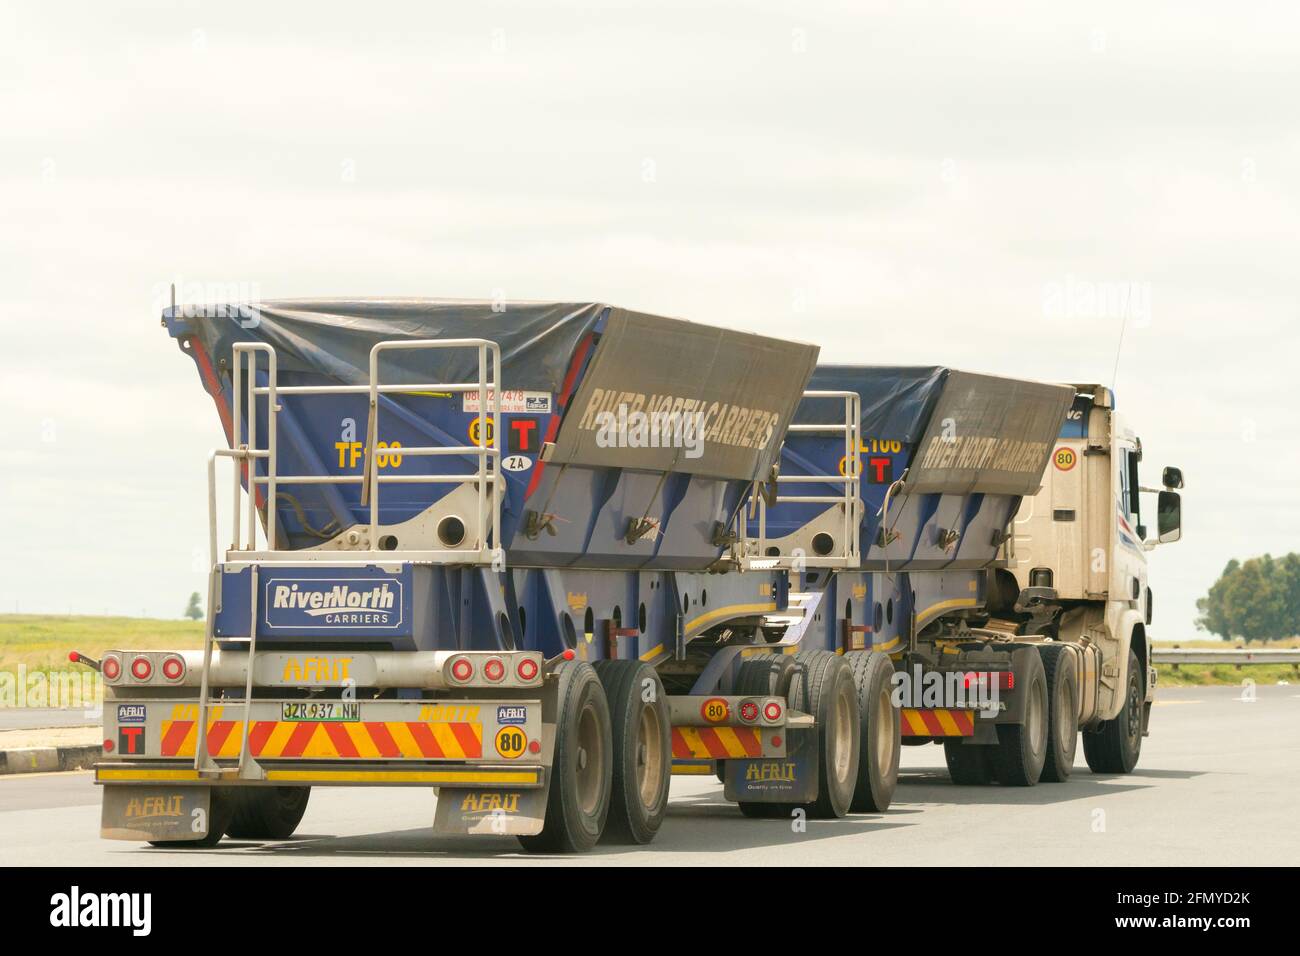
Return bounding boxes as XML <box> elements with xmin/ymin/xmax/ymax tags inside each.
<box><xmin>733</xmin><ymin>653</ymin><xmax>798</xmax><ymax>697</ymax></box>
<box><xmin>1083</xmin><ymin>649</ymin><xmax>1143</xmax><ymax>774</ymax></box>
<box><xmin>149</xmin><ymin>787</ymin><xmax>233</xmax><ymax>848</ymax></box>
<box><xmin>992</xmin><ymin>650</ymin><xmax>1048</xmax><ymax>786</ymax></box>
<box><xmin>793</xmin><ymin>649</ymin><xmax>860</xmax><ymax>818</ymax></box>
<box><xmin>943</xmin><ymin>740</ymin><xmax>996</xmax><ymax>785</ymax></box>
<box><xmin>1039</xmin><ymin>644</ymin><xmax>1079</xmax><ymax>782</ymax></box>
<box><xmin>225</xmin><ymin>786</ymin><xmax>311</xmax><ymax>840</ymax></box>
<box><xmin>845</xmin><ymin>651</ymin><xmax>900</xmax><ymax>812</ymax></box>
<box><xmin>518</xmin><ymin>660</ymin><xmax>612</xmax><ymax>853</ymax></box>
<box><xmin>592</xmin><ymin>660</ymin><xmax>671</xmax><ymax>845</ymax></box>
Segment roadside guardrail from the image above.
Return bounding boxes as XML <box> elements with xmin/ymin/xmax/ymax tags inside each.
<box><xmin>1153</xmin><ymin>647</ymin><xmax>1300</xmax><ymax>671</ymax></box>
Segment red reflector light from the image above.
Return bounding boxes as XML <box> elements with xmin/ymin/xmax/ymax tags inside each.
<box><xmin>527</xmin><ymin>739</ymin><xmax>541</xmax><ymax>754</ymax></box>
<box><xmin>449</xmin><ymin>657</ymin><xmax>474</xmax><ymax>683</ymax></box>
<box><xmin>1001</xmin><ymin>671</ymin><xmax>1014</xmax><ymax>691</ymax></box>
<box><xmin>483</xmin><ymin>658</ymin><xmax>506</xmax><ymax>682</ymax></box>
<box><xmin>130</xmin><ymin>656</ymin><xmax>152</xmax><ymax>681</ymax></box>
<box><xmin>763</xmin><ymin>701</ymin><xmax>783</xmax><ymax>721</ymax></box>
<box><xmin>516</xmin><ymin>657</ymin><xmax>539</xmax><ymax>682</ymax></box>
<box><xmin>101</xmin><ymin>656</ymin><xmax>121</xmax><ymax>681</ymax></box>
<box><xmin>771</xmin><ymin>735</ymin><xmax>782</xmax><ymax>748</ymax></box>
<box><xmin>739</xmin><ymin>701</ymin><xmax>759</xmax><ymax>722</ymax></box>
<box><xmin>103</xmin><ymin>739</ymin><xmax>113</xmax><ymax>752</ymax></box>
<box><xmin>68</xmin><ymin>651</ymin><xmax>80</xmax><ymax>663</ymax></box>
<box><xmin>561</xmin><ymin>649</ymin><xmax>575</xmax><ymax>661</ymax></box>
<box><xmin>161</xmin><ymin>655</ymin><xmax>185</xmax><ymax>682</ymax></box>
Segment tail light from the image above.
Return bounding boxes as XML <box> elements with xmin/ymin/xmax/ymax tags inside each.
<box><xmin>963</xmin><ymin>671</ymin><xmax>1015</xmax><ymax>691</ymax></box>
<box><xmin>516</xmin><ymin>657</ymin><xmax>540</xmax><ymax>682</ymax></box>
<box><xmin>739</xmin><ymin>701</ymin><xmax>760</xmax><ymax>723</ymax></box>
<box><xmin>130</xmin><ymin>656</ymin><xmax>153</xmax><ymax>681</ymax></box>
<box><xmin>448</xmin><ymin>656</ymin><xmax>474</xmax><ymax>684</ymax></box>
<box><xmin>483</xmin><ymin>657</ymin><xmax>506</xmax><ymax>683</ymax></box>
<box><xmin>101</xmin><ymin>654</ymin><xmax>122</xmax><ymax>682</ymax></box>
<box><xmin>161</xmin><ymin>655</ymin><xmax>186</xmax><ymax>682</ymax></box>
<box><xmin>762</xmin><ymin>701</ymin><xmax>783</xmax><ymax>722</ymax></box>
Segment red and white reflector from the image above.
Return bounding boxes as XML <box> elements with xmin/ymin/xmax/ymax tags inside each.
<box><xmin>161</xmin><ymin>655</ymin><xmax>186</xmax><ymax>682</ymax></box>
<box><xmin>516</xmin><ymin>657</ymin><xmax>540</xmax><ymax>682</ymax></box>
<box><xmin>130</xmin><ymin>656</ymin><xmax>153</xmax><ymax>681</ymax></box>
<box><xmin>448</xmin><ymin>656</ymin><xmax>474</xmax><ymax>684</ymax></box>
<box><xmin>101</xmin><ymin>655</ymin><xmax>122</xmax><ymax>682</ymax></box>
<box><xmin>483</xmin><ymin>657</ymin><xmax>506</xmax><ymax>683</ymax></box>
<box><xmin>739</xmin><ymin>701</ymin><xmax>760</xmax><ymax>723</ymax></box>
<box><xmin>763</xmin><ymin>701</ymin><xmax>783</xmax><ymax>722</ymax></box>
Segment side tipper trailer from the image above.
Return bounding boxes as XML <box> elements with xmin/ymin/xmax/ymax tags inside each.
<box><xmin>79</xmin><ymin>300</ymin><xmax>1183</xmax><ymax>851</ymax></box>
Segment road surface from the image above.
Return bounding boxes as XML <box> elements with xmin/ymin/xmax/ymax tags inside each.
<box><xmin>1</xmin><ymin>685</ymin><xmax>1295</xmax><ymax>865</ymax></box>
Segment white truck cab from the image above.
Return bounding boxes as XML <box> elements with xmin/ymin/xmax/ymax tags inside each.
<box><xmin>1005</xmin><ymin>384</ymin><xmax>1183</xmax><ymax>767</ymax></box>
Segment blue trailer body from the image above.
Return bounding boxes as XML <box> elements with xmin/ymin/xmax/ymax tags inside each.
<box><xmin>169</xmin><ymin>300</ymin><xmax>818</xmax><ymax>677</ymax></box>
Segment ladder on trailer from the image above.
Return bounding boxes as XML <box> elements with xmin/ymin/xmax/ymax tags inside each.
<box><xmin>192</xmin><ymin>339</ymin><xmax>505</xmax><ymax>776</ymax></box>
<box><xmin>738</xmin><ymin>389</ymin><xmax>862</xmax><ymax>570</ymax></box>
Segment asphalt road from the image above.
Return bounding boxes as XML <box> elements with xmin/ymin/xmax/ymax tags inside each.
<box><xmin>1</xmin><ymin>685</ymin><xmax>1295</xmax><ymax>866</ymax></box>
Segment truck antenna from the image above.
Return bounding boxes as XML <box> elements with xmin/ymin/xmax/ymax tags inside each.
<box><xmin>1110</xmin><ymin>312</ymin><xmax>1128</xmax><ymax>392</ymax></box>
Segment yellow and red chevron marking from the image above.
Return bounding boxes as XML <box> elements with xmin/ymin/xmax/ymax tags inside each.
<box><xmin>671</xmin><ymin>726</ymin><xmax>762</xmax><ymax>759</ymax></box>
<box><xmin>900</xmin><ymin>708</ymin><xmax>975</xmax><ymax>737</ymax></box>
<box><xmin>160</xmin><ymin>719</ymin><xmax>483</xmax><ymax>759</ymax></box>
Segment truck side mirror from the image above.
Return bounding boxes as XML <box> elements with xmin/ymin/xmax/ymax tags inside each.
<box><xmin>1162</xmin><ymin>466</ymin><xmax>1184</xmax><ymax>489</ymax></box>
<box><xmin>1157</xmin><ymin>490</ymin><xmax>1181</xmax><ymax>543</ymax></box>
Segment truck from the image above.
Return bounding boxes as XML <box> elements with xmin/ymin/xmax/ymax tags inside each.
<box><xmin>746</xmin><ymin>370</ymin><xmax>1185</xmax><ymax>789</ymax></box>
<box><xmin>77</xmin><ymin>300</ymin><xmax>1182</xmax><ymax>852</ymax></box>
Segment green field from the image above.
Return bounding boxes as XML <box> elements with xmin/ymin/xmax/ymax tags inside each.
<box><xmin>0</xmin><ymin>614</ymin><xmax>204</xmax><ymax>675</ymax></box>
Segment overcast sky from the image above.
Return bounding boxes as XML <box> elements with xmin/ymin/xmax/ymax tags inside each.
<box><xmin>1</xmin><ymin>1</ymin><xmax>1296</xmax><ymax>637</ymax></box>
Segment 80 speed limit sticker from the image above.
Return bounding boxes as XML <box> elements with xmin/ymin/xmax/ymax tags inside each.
<box><xmin>495</xmin><ymin>726</ymin><xmax>527</xmax><ymax>759</ymax></box>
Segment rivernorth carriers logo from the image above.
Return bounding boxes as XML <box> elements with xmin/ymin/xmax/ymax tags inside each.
<box><xmin>50</xmin><ymin>886</ymin><xmax>151</xmax><ymax>936</ymax></box>
<box><xmin>264</xmin><ymin>578</ymin><xmax>403</xmax><ymax>630</ymax></box>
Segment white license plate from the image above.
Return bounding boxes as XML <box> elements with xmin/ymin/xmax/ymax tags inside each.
<box><xmin>280</xmin><ymin>701</ymin><xmax>360</xmax><ymax>722</ymax></box>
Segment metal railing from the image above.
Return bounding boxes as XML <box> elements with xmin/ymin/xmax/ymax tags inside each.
<box><xmin>1153</xmin><ymin>648</ymin><xmax>1300</xmax><ymax>668</ymax></box>
<box><xmin>740</xmin><ymin>390</ymin><xmax>861</xmax><ymax>569</ymax></box>
<box><xmin>208</xmin><ymin>338</ymin><xmax>504</xmax><ymax>567</ymax></box>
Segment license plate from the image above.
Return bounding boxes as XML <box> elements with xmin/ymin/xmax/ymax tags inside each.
<box><xmin>281</xmin><ymin>701</ymin><xmax>360</xmax><ymax>722</ymax></box>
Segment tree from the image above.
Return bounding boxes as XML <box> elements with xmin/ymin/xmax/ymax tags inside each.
<box><xmin>184</xmin><ymin>591</ymin><xmax>203</xmax><ymax>621</ymax></box>
<box><xmin>1195</xmin><ymin>554</ymin><xmax>1297</xmax><ymax>643</ymax></box>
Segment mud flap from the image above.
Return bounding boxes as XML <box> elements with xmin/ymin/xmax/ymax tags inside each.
<box><xmin>433</xmin><ymin>788</ymin><xmax>547</xmax><ymax>836</ymax></box>
<box><xmin>101</xmin><ymin>784</ymin><xmax>213</xmax><ymax>842</ymax></box>
<box><xmin>723</xmin><ymin>726</ymin><xmax>819</xmax><ymax>804</ymax></box>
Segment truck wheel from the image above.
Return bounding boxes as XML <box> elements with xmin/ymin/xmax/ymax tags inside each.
<box><xmin>733</xmin><ymin>653</ymin><xmax>797</xmax><ymax>697</ymax></box>
<box><xmin>992</xmin><ymin>650</ymin><xmax>1048</xmax><ymax>786</ymax></box>
<box><xmin>1083</xmin><ymin>649</ymin><xmax>1143</xmax><ymax>774</ymax></box>
<box><xmin>793</xmin><ymin>650</ymin><xmax>860</xmax><ymax>818</ymax></box>
<box><xmin>592</xmin><ymin>660</ymin><xmax>670</xmax><ymax>845</ymax></box>
<box><xmin>149</xmin><ymin>787</ymin><xmax>233</xmax><ymax>848</ymax></box>
<box><xmin>1039</xmin><ymin>644</ymin><xmax>1079</xmax><ymax>782</ymax></box>
<box><xmin>225</xmin><ymin>786</ymin><xmax>311</xmax><ymax>839</ymax></box>
<box><xmin>943</xmin><ymin>740</ymin><xmax>996</xmax><ymax>785</ymax></box>
<box><xmin>518</xmin><ymin>660</ymin><xmax>612</xmax><ymax>853</ymax></box>
<box><xmin>846</xmin><ymin>651</ymin><xmax>900</xmax><ymax>811</ymax></box>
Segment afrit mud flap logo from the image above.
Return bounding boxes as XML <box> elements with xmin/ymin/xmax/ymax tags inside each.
<box><xmin>49</xmin><ymin>886</ymin><xmax>151</xmax><ymax>937</ymax></box>
<box><xmin>264</xmin><ymin>577</ymin><xmax>404</xmax><ymax>631</ymax></box>
<box><xmin>460</xmin><ymin>791</ymin><xmax>521</xmax><ymax>814</ymax></box>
